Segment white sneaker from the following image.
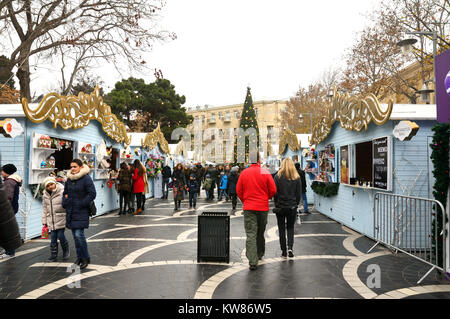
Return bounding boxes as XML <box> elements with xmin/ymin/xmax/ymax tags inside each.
<box><xmin>0</xmin><ymin>253</ymin><xmax>13</xmax><ymax>259</ymax></box>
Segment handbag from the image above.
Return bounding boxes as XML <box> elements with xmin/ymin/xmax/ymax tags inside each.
<box><xmin>41</xmin><ymin>225</ymin><xmax>49</xmax><ymax>239</ymax></box>
<box><xmin>89</xmin><ymin>201</ymin><xmax>97</xmax><ymax>217</ymax></box>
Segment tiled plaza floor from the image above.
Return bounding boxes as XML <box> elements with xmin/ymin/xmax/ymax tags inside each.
<box><xmin>1</xmin><ymin>192</ymin><xmax>449</xmax><ymax>300</ymax></box>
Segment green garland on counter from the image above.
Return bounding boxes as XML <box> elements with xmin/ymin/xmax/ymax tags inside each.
<box><xmin>311</xmin><ymin>181</ymin><xmax>340</xmax><ymax>197</ymax></box>
<box><xmin>429</xmin><ymin>123</ymin><xmax>450</xmax><ymax>268</ymax></box>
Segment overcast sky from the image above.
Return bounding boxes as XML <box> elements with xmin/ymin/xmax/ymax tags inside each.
<box><xmin>32</xmin><ymin>0</ymin><xmax>382</xmax><ymax>108</ymax></box>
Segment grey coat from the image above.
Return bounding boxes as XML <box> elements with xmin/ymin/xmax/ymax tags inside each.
<box><xmin>42</xmin><ymin>183</ymin><xmax>66</xmax><ymax>231</ymax></box>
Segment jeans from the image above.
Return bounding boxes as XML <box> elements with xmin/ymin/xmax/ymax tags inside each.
<box><xmin>230</xmin><ymin>194</ymin><xmax>237</xmax><ymax>209</ymax></box>
<box><xmin>119</xmin><ymin>190</ymin><xmax>131</xmax><ymax>212</ymax></box>
<box><xmin>302</xmin><ymin>193</ymin><xmax>309</xmax><ymax>212</ymax></box>
<box><xmin>71</xmin><ymin>229</ymin><xmax>90</xmax><ymax>260</ymax></box>
<box><xmin>5</xmin><ymin>249</ymin><xmax>15</xmax><ymax>256</ymax></box>
<box><xmin>162</xmin><ymin>178</ymin><xmax>170</xmax><ymax>198</ymax></box>
<box><xmin>275</xmin><ymin>208</ymin><xmax>297</xmax><ymax>251</ymax></box>
<box><xmin>50</xmin><ymin>229</ymin><xmax>68</xmax><ymax>246</ymax></box>
<box><xmin>219</xmin><ymin>189</ymin><xmax>229</xmax><ymax>201</ymax></box>
<box><xmin>189</xmin><ymin>192</ymin><xmax>197</xmax><ymax>208</ymax></box>
<box><xmin>244</xmin><ymin>211</ymin><xmax>268</xmax><ymax>267</ymax></box>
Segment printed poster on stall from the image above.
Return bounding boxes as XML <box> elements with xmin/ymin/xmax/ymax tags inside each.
<box><xmin>340</xmin><ymin>145</ymin><xmax>349</xmax><ymax>184</ymax></box>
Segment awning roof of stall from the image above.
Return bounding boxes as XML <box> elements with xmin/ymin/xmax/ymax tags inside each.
<box><xmin>388</xmin><ymin>103</ymin><xmax>436</xmax><ymax>120</ymax></box>
<box><xmin>296</xmin><ymin>134</ymin><xmax>312</xmax><ymax>148</ymax></box>
<box><xmin>168</xmin><ymin>144</ymin><xmax>177</xmax><ymax>155</ymax></box>
<box><xmin>0</xmin><ymin>103</ymin><xmax>30</xmax><ymax>117</ymax></box>
<box><xmin>3</xmin><ymin>88</ymin><xmax>131</xmax><ymax>145</ymax></box>
<box><xmin>127</xmin><ymin>132</ymin><xmax>148</xmax><ymax>146</ymax></box>
<box><xmin>309</xmin><ymin>87</ymin><xmax>438</xmax><ymax>145</ymax></box>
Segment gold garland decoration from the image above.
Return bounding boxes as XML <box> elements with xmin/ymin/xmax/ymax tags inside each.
<box><xmin>141</xmin><ymin>123</ymin><xmax>170</xmax><ymax>154</ymax></box>
<box><xmin>279</xmin><ymin>127</ymin><xmax>301</xmax><ymax>154</ymax></box>
<box><xmin>310</xmin><ymin>88</ymin><xmax>394</xmax><ymax>145</ymax></box>
<box><xmin>21</xmin><ymin>86</ymin><xmax>131</xmax><ymax>145</ymax></box>
<box><xmin>175</xmin><ymin>138</ymin><xmax>187</xmax><ymax>156</ymax></box>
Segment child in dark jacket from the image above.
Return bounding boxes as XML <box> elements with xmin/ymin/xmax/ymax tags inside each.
<box><xmin>187</xmin><ymin>174</ymin><xmax>199</xmax><ymax>209</ymax></box>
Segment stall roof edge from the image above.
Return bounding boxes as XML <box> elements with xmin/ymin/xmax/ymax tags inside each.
<box><xmin>386</xmin><ymin>104</ymin><xmax>436</xmax><ymax>121</ymax></box>
<box><xmin>0</xmin><ymin>103</ymin><xmax>35</xmax><ymax>117</ymax></box>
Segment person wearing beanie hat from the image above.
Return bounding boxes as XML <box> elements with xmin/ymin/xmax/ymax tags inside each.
<box><xmin>1</xmin><ymin>164</ymin><xmax>17</xmax><ymax>175</ymax></box>
<box><xmin>0</xmin><ymin>164</ymin><xmax>22</xmax><ymax>259</ymax></box>
<box><xmin>42</xmin><ymin>177</ymin><xmax>70</xmax><ymax>262</ymax></box>
<box><xmin>43</xmin><ymin>177</ymin><xmax>57</xmax><ymax>189</ymax></box>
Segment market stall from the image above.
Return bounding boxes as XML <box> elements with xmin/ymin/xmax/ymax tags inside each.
<box><xmin>141</xmin><ymin>124</ymin><xmax>169</xmax><ymax>199</ymax></box>
<box><xmin>0</xmin><ymin>87</ymin><xmax>131</xmax><ymax>240</ymax></box>
<box><xmin>309</xmin><ymin>89</ymin><xmax>437</xmax><ymax>237</ymax></box>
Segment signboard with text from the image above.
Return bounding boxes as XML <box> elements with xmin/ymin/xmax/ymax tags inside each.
<box><xmin>372</xmin><ymin>137</ymin><xmax>391</xmax><ymax>190</ymax></box>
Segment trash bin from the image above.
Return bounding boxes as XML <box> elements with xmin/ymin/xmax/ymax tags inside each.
<box><xmin>197</xmin><ymin>212</ymin><xmax>230</xmax><ymax>263</ymax></box>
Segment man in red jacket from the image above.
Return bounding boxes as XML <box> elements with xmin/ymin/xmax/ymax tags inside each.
<box><xmin>237</xmin><ymin>153</ymin><xmax>277</xmax><ymax>270</ymax></box>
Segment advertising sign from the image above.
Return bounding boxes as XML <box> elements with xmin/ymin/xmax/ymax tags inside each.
<box><xmin>436</xmin><ymin>49</ymin><xmax>450</xmax><ymax>123</ymax></box>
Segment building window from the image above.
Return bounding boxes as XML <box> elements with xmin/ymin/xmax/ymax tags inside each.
<box><xmin>225</xmin><ymin>111</ymin><xmax>231</xmax><ymax>122</ymax></box>
<box><xmin>255</xmin><ymin>108</ymin><xmax>258</xmax><ymax>116</ymax></box>
<box><xmin>210</xmin><ymin>113</ymin><xmax>216</xmax><ymax>123</ymax></box>
<box><xmin>234</xmin><ymin>111</ymin><xmax>239</xmax><ymax>119</ymax></box>
<box><xmin>219</xmin><ymin>112</ymin><xmax>223</xmax><ymax>121</ymax></box>
<box><xmin>202</xmin><ymin>115</ymin><xmax>205</xmax><ymax>124</ymax></box>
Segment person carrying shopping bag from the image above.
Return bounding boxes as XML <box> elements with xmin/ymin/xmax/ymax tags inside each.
<box><xmin>273</xmin><ymin>158</ymin><xmax>302</xmax><ymax>258</ymax></box>
<box><xmin>41</xmin><ymin>177</ymin><xmax>70</xmax><ymax>261</ymax></box>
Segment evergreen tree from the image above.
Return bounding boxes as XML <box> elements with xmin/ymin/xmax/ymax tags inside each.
<box><xmin>234</xmin><ymin>87</ymin><xmax>259</xmax><ymax>164</ymax></box>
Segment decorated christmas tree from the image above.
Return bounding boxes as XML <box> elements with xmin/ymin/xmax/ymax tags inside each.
<box><xmin>234</xmin><ymin>87</ymin><xmax>259</xmax><ymax>164</ymax></box>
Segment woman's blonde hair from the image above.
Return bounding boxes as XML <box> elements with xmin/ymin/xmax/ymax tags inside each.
<box><xmin>277</xmin><ymin>158</ymin><xmax>300</xmax><ymax>181</ymax></box>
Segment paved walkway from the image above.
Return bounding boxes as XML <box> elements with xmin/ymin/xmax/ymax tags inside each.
<box><xmin>1</xmin><ymin>193</ymin><xmax>450</xmax><ymax>299</ymax></box>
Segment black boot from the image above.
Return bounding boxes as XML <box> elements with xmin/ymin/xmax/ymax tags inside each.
<box><xmin>61</xmin><ymin>241</ymin><xmax>70</xmax><ymax>260</ymax></box>
<box><xmin>79</xmin><ymin>259</ymin><xmax>89</xmax><ymax>270</ymax></box>
<box><xmin>48</xmin><ymin>244</ymin><xmax>58</xmax><ymax>262</ymax></box>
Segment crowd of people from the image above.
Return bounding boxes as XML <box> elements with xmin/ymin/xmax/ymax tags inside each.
<box><xmin>0</xmin><ymin>156</ymin><xmax>310</xmax><ymax>272</ymax></box>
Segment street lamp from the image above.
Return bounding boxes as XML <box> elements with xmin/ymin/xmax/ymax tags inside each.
<box><xmin>397</xmin><ymin>31</ymin><xmax>437</xmax><ymax>103</ymax></box>
<box><xmin>299</xmin><ymin>113</ymin><xmax>313</xmax><ymax>135</ymax></box>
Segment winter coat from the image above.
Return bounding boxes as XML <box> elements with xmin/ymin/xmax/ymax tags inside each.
<box><xmin>219</xmin><ymin>174</ymin><xmax>228</xmax><ymax>190</ymax></box>
<box><xmin>62</xmin><ymin>164</ymin><xmax>96</xmax><ymax>230</ymax></box>
<box><xmin>3</xmin><ymin>174</ymin><xmax>22</xmax><ymax>214</ymax></box>
<box><xmin>227</xmin><ymin>171</ymin><xmax>239</xmax><ymax>195</ymax></box>
<box><xmin>132</xmin><ymin>168</ymin><xmax>145</xmax><ymax>194</ymax></box>
<box><xmin>273</xmin><ymin>174</ymin><xmax>302</xmax><ymax>209</ymax></box>
<box><xmin>162</xmin><ymin>166</ymin><xmax>172</xmax><ymax>179</ymax></box>
<box><xmin>236</xmin><ymin>164</ymin><xmax>277</xmax><ymax>212</ymax></box>
<box><xmin>118</xmin><ymin>168</ymin><xmax>132</xmax><ymax>192</ymax></box>
<box><xmin>172</xmin><ymin>169</ymin><xmax>186</xmax><ymax>201</ymax></box>
<box><xmin>42</xmin><ymin>183</ymin><xmax>66</xmax><ymax>231</ymax></box>
<box><xmin>187</xmin><ymin>179</ymin><xmax>199</xmax><ymax>194</ymax></box>
<box><xmin>203</xmin><ymin>178</ymin><xmax>213</xmax><ymax>191</ymax></box>
<box><xmin>297</xmin><ymin>168</ymin><xmax>307</xmax><ymax>193</ymax></box>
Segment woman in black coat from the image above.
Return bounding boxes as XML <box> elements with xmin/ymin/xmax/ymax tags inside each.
<box><xmin>63</xmin><ymin>159</ymin><xmax>96</xmax><ymax>269</ymax></box>
<box><xmin>273</xmin><ymin>158</ymin><xmax>302</xmax><ymax>259</ymax></box>
<box><xmin>172</xmin><ymin>163</ymin><xmax>186</xmax><ymax>211</ymax></box>
<box><xmin>227</xmin><ymin>166</ymin><xmax>240</xmax><ymax>211</ymax></box>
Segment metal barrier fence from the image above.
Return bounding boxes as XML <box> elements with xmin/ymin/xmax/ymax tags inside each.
<box><xmin>367</xmin><ymin>192</ymin><xmax>447</xmax><ymax>284</ymax></box>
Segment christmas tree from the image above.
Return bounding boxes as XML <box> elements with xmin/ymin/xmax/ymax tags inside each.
<box><xmin>234</xmin><ymin>87</ymin><xmax>259</xmax><ymax>164</ymax></box>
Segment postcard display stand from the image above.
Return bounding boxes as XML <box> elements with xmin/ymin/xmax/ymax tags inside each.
<box><xmin>29</xmin><ymin>132</ymin><xmax>75</xmax><ymax>185</ymax></box>
<box><xmin>78</xmin><ymin>142</ymin><xmax>95</xmax><ymax>177</ymax></box>
<box><xmin>95</xmin><ymin>150</ymin><xmax>111</xmax><ymax>180</ymax></box>
<box><xmin>318</xmin><ymin>144</ymin><xmax>336</xmax><ymax>183</ymax></box>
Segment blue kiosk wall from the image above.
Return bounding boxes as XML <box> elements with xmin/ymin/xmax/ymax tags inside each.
<box><xmin>313</xmin><ymin>120</ymin><xmax>436</xmax><ymax>238</ymax></box>
<box><xmin>0</xmin><ymin>119</ymin><xmax>122</xmax><ymax>241</ymax></box>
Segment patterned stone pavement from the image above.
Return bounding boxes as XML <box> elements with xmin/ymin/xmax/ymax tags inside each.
<box><xmin>1</xmin><ymin>192</ymin><xmax>450</xmax><ymax>300</ymax></box>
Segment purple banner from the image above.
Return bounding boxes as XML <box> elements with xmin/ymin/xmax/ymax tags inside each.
<box><xmin>436</xmin><ymin>49</ymin><xmax>450</xmax><ymax>123</ymax></box>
